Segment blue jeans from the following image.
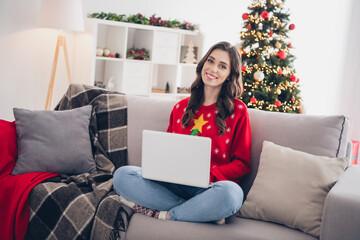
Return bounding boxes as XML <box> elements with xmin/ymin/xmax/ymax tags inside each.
<box><xmin>113</xmin><ymin>165</ymin><xmax>244</xmax><ymax>222</ymax></box>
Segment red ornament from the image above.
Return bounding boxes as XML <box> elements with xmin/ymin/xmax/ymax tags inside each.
<box><xmin>242</xmin><ymin>51</ymin><xmax>247</xmax><ymax>55</ymax></box>
<box><xmin>110</xmin><ymin>54</ymin><xmax>114</xmax><ymax>58</ymax></box>
<box><xmin>288</xmin><ymin>43</ymin><xmax>292</xmax><ymax>48</ymax></box>
<box><xmin>261</xmin><ymin>11</ymin><xmax>269</xmax><ymax>19</ymax></box>
<box><xmin>269</xmin><ymin>29</ymin><xmax>273</xmax><ymax>37</ymax></box>
<box><xmin>278</xmin><ymin>68</ymin><xmax>283</xmax><ymax>75</ymax></box>
<box><xmin>242</xmin><ymin>13</ymin><xmax>249</xmax><ymax>20</ymax></box>
<box><xmin>289</xmin><ymin>24</ymin><xmax>295</xmax><ymax>30</ymax></box>
<box><xmin>290</xmin><ymin>75</ymin><xmax>296</xmax><ymax>82</ymax></box>
<box><xmin>241</xmin><ymin>66</ymin><xmax>247</xmax><ymax>71</ymax></box>
<box><xmin>247</xmin><ymin>24</ymin><xmax>252</xmax><ymax>30</ymax></box>
<box><xmin>275</xmin><ymin>100</ymin><xmax>281</xmax><ymax>107</ymax></box>
<box><xmin>250</xmin><ymin>97</ymin><xmax>257</xmax><ymax>104</ymax></box>
<box><xmin>276</xmin><ymin>51</ymin><xmax>287</xmax><ymax>60</ymax></box>
<box><xmin>256</xmin><ymin>57</ymin><xmax>259</xmax><ymax>60</ymax></box>
<box><xmin>291</xmin><ymin>97</ymin><xmax>295</xmax><ymax>102</ymax></box>
<box><xmin>296</xmin><ymin>78</ymin><xmax>300</xmax><ymax>83</ymax></box>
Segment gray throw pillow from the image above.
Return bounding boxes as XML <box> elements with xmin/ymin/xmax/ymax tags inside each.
<box><xmin>12</xmin><ymin>105</ymin><xmax>97</xmax><ymax>175</ymax></box>
<box><xmin>239</xmin><ymin>141</ymin><xmax>347</xmax><ymax>237</ymax></box>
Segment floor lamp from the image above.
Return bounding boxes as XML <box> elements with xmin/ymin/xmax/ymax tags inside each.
<box><xmin>38</xmin><ymin>0</ymin><xmax>84</xmax><ymax>110</ymax></box>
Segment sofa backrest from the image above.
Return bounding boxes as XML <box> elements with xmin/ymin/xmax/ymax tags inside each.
<box><xmin>127</xmin><ymin>95</ymin><xmax>178</xmax><ymax>167</ymax></box>
<box><xmin>126</xmin><ymin>95</ymin><xmax>351</xmax><ymax>196</ymax></box>
<box><xmin>241</xmin><ymin>109</ymin><xmax>351</xmax><ymax>196</ymax></box>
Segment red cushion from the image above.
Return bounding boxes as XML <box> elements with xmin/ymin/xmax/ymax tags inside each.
<box><xmin>0</xmin><ymin>120</ymin><xmax>17</xmax><ymax>176</ymax></box>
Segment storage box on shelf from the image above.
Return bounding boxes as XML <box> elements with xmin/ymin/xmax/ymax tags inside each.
<box><xmin>84</xmin><ymin>18</ymin><xmax>203</xmax><ymax>99</ymax></box>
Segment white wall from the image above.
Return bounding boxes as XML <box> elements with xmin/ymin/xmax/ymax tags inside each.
<box><xmin>0</xmin><ymin>0</ymin><xmax>80</xmax><ymax>119</ymax></box>
<box><xmin>286</xmin><ymin>0</ymin><xmax>353</xmax><ymax>115</ymax></box>
<box><xmin>0</xmin><ymin>0</ymin><xmax>359</xmax><ymax>141</ymax></box>
<box><xmin>336</xmin><ymin>0</ymin><xmax>360</xmax><ymax>141</ymax></box>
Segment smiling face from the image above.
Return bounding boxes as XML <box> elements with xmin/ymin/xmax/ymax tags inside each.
<box><xmin>201</xmin><ymin>49</ymin><xmax>231</xmax><ymax>92</ymax></box>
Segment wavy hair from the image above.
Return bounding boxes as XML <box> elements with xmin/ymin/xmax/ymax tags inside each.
<box><xmin>181</xmin><ymin>41</ymin><xmax>243</xmax><ymax>136</ymax></box>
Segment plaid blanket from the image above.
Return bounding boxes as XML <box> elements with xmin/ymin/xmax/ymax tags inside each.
<box><xmin>25</xmin><ymin>84</ymin><xmax>132</xmax><ymax>240</ymax></box>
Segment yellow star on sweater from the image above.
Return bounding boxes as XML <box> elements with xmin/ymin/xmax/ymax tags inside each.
<box><xmin>191</xmin><ymin>114</ymin><xmax>208</xmax><ymax>134</ymax></box>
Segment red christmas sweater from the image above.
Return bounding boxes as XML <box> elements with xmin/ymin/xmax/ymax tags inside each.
<box><xmin>167</xmin><ymin>97</ymin><xmax>251</xmax><ymax>183</ymax></box>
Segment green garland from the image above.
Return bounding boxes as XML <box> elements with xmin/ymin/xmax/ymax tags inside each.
<box><xmin>88</xmin><ymin>12</ymin><xmax>197</xmax><ymax>31</ymax></box>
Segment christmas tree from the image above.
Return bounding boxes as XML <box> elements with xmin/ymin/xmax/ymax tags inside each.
<box><xmin>183</xmin><ymin>40</ymin><xmax>197</xmax><ymax>64</ymax></box>
<box><xmin>239</xmin><ymin>0</ymin><xmax>302</xmax><ymax>113</ymax></box>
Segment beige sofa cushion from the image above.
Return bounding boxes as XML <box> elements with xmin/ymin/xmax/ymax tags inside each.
<box><xmin>241</xmin><ymin>110</ymin><xmax>350</xmax><ymax>197</ymax></box>
<box><xmin>126</xmin><ymin>95</ymin><xmax>178</xmax><ymax>166</ymax></box>
<box><xmin>239</xmin><ymin>141</ymin><xmax>347</xmax><ymax>237</ymax></box>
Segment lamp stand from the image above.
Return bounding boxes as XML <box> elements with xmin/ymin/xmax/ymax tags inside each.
<box><xmin>45</xmin><ymin>35</ymin><xmax>72</xmax><ymax>110</ymax></box>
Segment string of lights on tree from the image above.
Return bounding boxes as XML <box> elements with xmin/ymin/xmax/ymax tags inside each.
<box><xmin>239</xmin><ymin>0</ymin><xmax>302</xmax><ymax>113</ymax></box>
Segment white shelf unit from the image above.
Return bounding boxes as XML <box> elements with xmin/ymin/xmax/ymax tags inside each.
<box><xmin>87</xmin><ymin>19</ymin><xmax>204</xmax><ymax>99</ymax></box>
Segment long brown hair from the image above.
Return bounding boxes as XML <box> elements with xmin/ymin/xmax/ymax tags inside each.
<box><xmin>182</xmin><ymin>41</ymin><xmax>243</xmax><ymax>136</ymax></box>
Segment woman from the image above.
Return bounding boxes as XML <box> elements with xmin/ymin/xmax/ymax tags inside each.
<box><xmin>113</xmin><ymin>41</ymin><xmax>251</xmax><ymax>223</ymax></box>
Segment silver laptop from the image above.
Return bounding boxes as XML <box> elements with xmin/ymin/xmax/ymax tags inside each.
<box><xmin>141</xmin><ymin>130</ymin><xmax>212</xmax><ymax>188</ymax></box>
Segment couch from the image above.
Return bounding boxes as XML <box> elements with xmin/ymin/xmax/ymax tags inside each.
<box><xmin>123</xmin><ymin>94</ymin><xmax>360</xmax><ymax>240</ymax></box>
<box><xmin>23</xmin><ymin>84</ymin><xmax>360</xmax><ymax>240</ymax></box>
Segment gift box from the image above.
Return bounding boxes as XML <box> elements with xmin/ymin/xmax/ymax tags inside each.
<box><xmin>351</xmin><ymin>140</ymin><xmax>359</xmax><ymax>165</ymax></box>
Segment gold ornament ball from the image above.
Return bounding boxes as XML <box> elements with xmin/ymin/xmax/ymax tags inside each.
<box><xmin>275</xmin><ymin>42</ymin><xmax>281</xmax><ymax>49</ymax></box>
<box><xmin>253</xmin><ymin>70</ymin><xmax>265</xmax><ymax>81</ymax></box>
<box><xmin>103</xmin><ymin>48</ymin><xmax>111</xmax><ymax>57</ymax></box>
<box><xmin>257</xmin><ymin>32</ymin><xmax>262</xmax><ymax>37</ymax></box>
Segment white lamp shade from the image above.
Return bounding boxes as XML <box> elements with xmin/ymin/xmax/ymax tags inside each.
<box><xmin>38</xmin><ymin>0</ymin><xmax>84</xmax><ymax>32</ymax></box>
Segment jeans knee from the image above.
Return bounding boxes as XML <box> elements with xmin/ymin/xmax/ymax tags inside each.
<box><xmin>113</xmin><ymin>165</ymin><xmax>141</xmax><ymax>194</ymax></box>
<box><xmin>214</xmin><ymin>181</ymin><xmax>244</xmax><ymax>213</ymax></box>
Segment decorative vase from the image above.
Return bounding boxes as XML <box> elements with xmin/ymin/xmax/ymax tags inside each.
<box><xmin>96</xmin><ymin>47</ymin><xmax>103</xmax><ymax>57</ymax></box>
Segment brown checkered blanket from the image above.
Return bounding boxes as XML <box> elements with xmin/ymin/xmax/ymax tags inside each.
<box><xmin>25</xmin><ymin>84</ymin><xmax>131</xmax><ymax>240</ymax></box>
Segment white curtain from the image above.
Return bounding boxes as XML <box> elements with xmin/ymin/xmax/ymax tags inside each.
<box><xmin>339</xmin><ymin>0</ymin><xmax>360</xmax><ymax>142</ymax></box>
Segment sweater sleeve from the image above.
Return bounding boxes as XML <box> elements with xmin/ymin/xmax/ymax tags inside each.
<box><xmin>210</xmin><ymin>110</ymin><xmax>251</xmax><ymax>183</ymax></box>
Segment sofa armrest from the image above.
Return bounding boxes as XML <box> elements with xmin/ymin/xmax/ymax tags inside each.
<box><xmin>320</xmin><ymin>165</ymin><xmax>360</xmax><ymax>240</ymax></box>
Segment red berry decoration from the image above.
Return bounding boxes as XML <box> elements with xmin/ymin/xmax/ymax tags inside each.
<box><xmin>288</xmin><ymin>43</ymin><xmax>292</xmax><ymax>48</ymax></box>
<box><xmin>296</xmin><ymin>78</ymin><xmax>300</xmax><ymax>83</ymax></box>
<box><xmin>110</xmin><ymin>54</ymin><xmax>114</xmax><ymax>58</ymax></box>
<box><xmin>250</xmin><ymin>97</ymin><xmax>257</xmax><ymax>104</ymax></box>
<box><xmin>242</xmin><ymin>13</ymin><xmax>249</xmax><ymax>20</ymax></box>
<box><xmin>247</xmin><ymin>24</ymin><xmax>252</xmax><ymax>30</ymax></box>
<box><xmin>269</xmin><ymin>29</ymin><xmax>273</xmax><ymax>37</ymax></box>
<box><xmin>242</xmin><ymin>51</ymin><xmax>247</xmax><ymax>55</ymax></box>
<box><xmin>289</xmin><ymin>24</ymin><xmax>295</xmax><ymax>30</ymax></box>
<box><xmin>290</xmin><ymin>75</ymin><xmax>296</xmax><ymax>82</ymax></box>
<box><xmin>261</xmin><ymin>11</ymin><xmax>269</xmax><ymax>19</ymax></box>
<box><xmin>276</xmin><ymin>51</ymin><xmax>287</xmax><ymax>60</ymax></box>
<box><xmin>278</xmin><ymin>68</ymin><xmax>283</xmax><ymax>75</ymax></box>
<box><xmin>241</xmin><ymin>66</ymin><xmax>247</xmax><ymax>71</ymax></box>
<box><xmin>291</xmin><ymin>97</ymin><xmax>295</xmax><ymax>102</ymax></box>
<box><xmin>275</xmin><ymin>100</ymin><xmax>281</xmax><ymax>107</ymax></box>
